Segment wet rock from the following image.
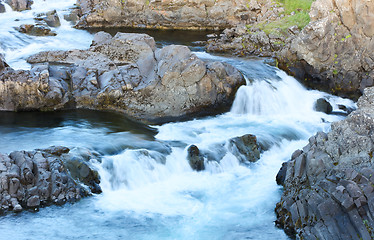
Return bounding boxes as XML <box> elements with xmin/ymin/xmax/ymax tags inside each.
<box><xmin>187</xmin><ymin>145</ymin><xmax>205</xmax><ymax>171</ymax></box>
<box><xmin>0</xmin><ymin>2</ymin><xmax>5</xmax><ymax>13</ymax></box>
<box><xmin>227</xmin><ymin>134</ymin><xmax>260</xmax><ymax>163</ymax></box>
<box><xmin>5</xmin><ymin>0</ymin><xmax>32</xmax><ymax>11</ymax></box>
<box><xmin>275</xmin><ymin>87</ymin><xmax>374</xmax><ymax>239</ymax></box>
<box><xmin>0</xmin><ymin>54</ymin><xmax>8</xmax><ymax>72</ymax></box>
<box><xmin>40</xmin><ymin>10</ymin><xmax>61</xmax><ymax>28</ymax></box>
<box><xmin>17</xmin><ymin>24</ymin><xmax>57</xmax><ymax>36</ymax></box>
<box><xmin>0</xmin><ymin>146</ymin><xmax>103</xmax><ymax>213</ymax></box>
<box><xmin>64</xmin><ymin>7</ymin><xmax>81</xmax><ymax>24</ymax></box>
<box><xmin>21</xmin><ymin>32</ymin><xmax>245</xmax><ymax>124</ymax></box>
<box><xmin>314</xmin><ymin>98</ymin><xmax>333</xmax><ymax>114</ymax></box>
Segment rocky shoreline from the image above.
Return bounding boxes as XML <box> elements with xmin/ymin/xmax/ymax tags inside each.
<box><xmin>275</xmin><ymin>87</ymin><xmax>374</xmax><ymax>239</ymax></box>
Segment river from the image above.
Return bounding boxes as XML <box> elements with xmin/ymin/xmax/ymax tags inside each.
<box><xmin>0</xmin><ymin>1</ymin><xmax>355</xmax><ymax>239</ymax></box>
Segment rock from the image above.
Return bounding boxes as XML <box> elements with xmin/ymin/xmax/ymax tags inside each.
<box><xmin>5</xmin><ymin>0</ymin><xmax>32</xmax><ymax>11</ymax></box>
<box><xmin>0</xmin><ymin>2</ymin><xmax>5</xmax><ymax>13</ymax></box>
<box><xmin>275</xmin><ymin>86</ymin><xmax>374</xmax><ymax>239</ymax></box>
<box><xmin>187</xmin><ymin>145</ymin><xmax>205</xmax><ymax>171</ymax></box>
<box><xmin>0</xmin><ymin>54</ymin><xmax>8</xmax><ymax>72</ymax></box>
<box><xmin>227</xmin><ymin>134</ymin><xmax>260</xmax><ymax>163</ymax></box>
<box><xmin>64</xmin><ymin>8</ymin><xmax>81</xmax><ymax>24</ymax></box>
<box><xmin>76</xmin><ymin>0</ymin><xmax>254</xmax><ymax>30</ymax></box>
<box><xmin>0</xmin><ymin>146</ymin><xmax>95</xmax><ymax>213</ymax></box>
<box><xmin>277</xmin><ymin>0</ymin><xmax>374</xmax><ymax>99</ymax></box>
<box><xmin>62</xmin><ymin>147</ymin><xmax>102</xmax><ymax>194</ymax></box>
<box><xmin>21</xmin><ymin>32</ymin><xmax>245</xmax><ymax>124</ymax></box>
<box><xmin>17</xmin><ymin>24</ymin><xmax>57</xmax><ymax>36</ymax></box>
<box><xmin>42</xmin><ymin>10</ymin><xmax>61</xmax><ymax>27</ymax></box>
<box><xmin>314</xmin><ymin>98</ymin><xmax>333</xmax><ymax>114</ymax></box>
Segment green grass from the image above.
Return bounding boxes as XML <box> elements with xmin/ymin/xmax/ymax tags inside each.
<box><xmin>278</xmin><ymin>0</ymin><xmax>314</xmax><ymax>14</ymax></box>
<box><xmin>261</xmin><ymin>11</ymin><xmax>310</xmax><ymax>35</ymax></box>
<box><xmin>247</xmin><ymin>0</ymin><xmax>314</xmax><ymax>36</ymax></box>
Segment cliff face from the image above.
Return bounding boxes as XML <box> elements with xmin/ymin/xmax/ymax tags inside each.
<box><xmin>278</xmin><ymin>0</ymin><xmax>374</xmax><ymax>99</ymax></box>
<box><xmin>76</xmin><ymin>0</ymin><xmax>254</xmax><ymax>30</ymax></box>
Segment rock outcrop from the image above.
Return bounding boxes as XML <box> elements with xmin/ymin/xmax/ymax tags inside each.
<box><xmin>0</xmin><ymin>32</ymin><xmax>245</xmax><ymax>124</ymax></box>
<box><xmin>0</xmin><ymin>146</ymin><xmax>100</xmax><ymax>214</ymax></box>
<box><xmin>278</xmin><ymin>0</ymin><xmax>374</xmax><ymax>99</ymax></box>
<box><xmin>275</xmin><ymin>86</ymin><xmax>374</xmax><ymax>239</ymax></box>
<box><xmin>76</xmin><ymin>0</ymin><xmax>255</xmax><ymax>30</ymax></box>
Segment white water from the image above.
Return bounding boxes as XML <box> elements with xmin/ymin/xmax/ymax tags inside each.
<box><xmin>0</xmin><ymin>1</ymin><xmax>356</xmax><ymax>239</ymax></box>
<box><xmin>0</xmin><ymin>0</ymin><xmax>92</xmax><ymax>69</ymax></box>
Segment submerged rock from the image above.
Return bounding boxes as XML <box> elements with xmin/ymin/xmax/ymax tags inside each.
<box><xmin>275</xmin><ymin>86</ymin><xmax>374</xmax><ymax>239</ymax></box>
<box><xmin>1</xmin><ymin>32</ymin><xmax>246</xmax><ymax>124</ymax></box>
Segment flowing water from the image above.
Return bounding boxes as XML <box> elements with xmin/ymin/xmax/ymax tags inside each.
<box><xmin>0</xmin><ymin>1</ymin><xmax>356</xmax><ymax>239</ymax></box>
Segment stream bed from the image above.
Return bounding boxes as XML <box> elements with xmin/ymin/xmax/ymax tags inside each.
<box><xmin>0</xmin><ymin>1</ymin><xmax>355</xmax><ymax>239</ymax></box>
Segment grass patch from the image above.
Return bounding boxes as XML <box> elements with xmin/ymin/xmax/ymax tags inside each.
<box><xmin>248</xmin><ymin>0</ymin><xmax>314</xmax><ymax>36</ymax></box>
<box><xmin>260</xmin><ymin>11</ymin><xmax>310</xmax><ymax>35</ymax></box>
<box><xmin>278</xmin><ymin>0</ymin><xmax>314</xmax><ymax>14</ymax></box>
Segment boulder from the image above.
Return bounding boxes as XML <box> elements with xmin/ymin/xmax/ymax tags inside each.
<box><xmin>17</xmin><ymin>24</ymin><xmax>57</xmax><ymax>36</ymax></box>
<box><xmin>21</xmin><ymin>32</ymin><xmax>245</xmax><ymax>124</ymax></box>
<box><xmin>187</xmin><ymin>145</ymin><xmax>205</xmax><ymax>171</ymax></box>
<box><xmin>314</xmin><ymin>98</ymin><xmax>333</xmax><ymax>114</ymax></box>
<box><xmin>39</xmin><ymin>10</ymin><xmax>61</xmax><ymax>28</ymax></box>
<box><xmin>0</xmin><ymin>54</ymin><xmax>8</xmax><ymax>72</ymax></box>
<box><xmin>275</xmin><ymin>86</ymin><xmax>374</xmax><ymax>239</ymax></box>
<box><xmin>5</xmin><ymin>0</ymin><xmax>32</xmax><ymax>11</ymax></box>
<box><xmin>76</xmin><ymin>0</ymin><xmax>254</xmax><ymax>30</ymax></box>
<box><xmin>227</xmin><ymin>134</ymin><xmax>260</xmax><ymax>163</ymax></box>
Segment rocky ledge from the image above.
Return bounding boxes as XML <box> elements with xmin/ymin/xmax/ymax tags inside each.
<box><xmin>275</xmin><ymin>86</ymin><xmax>374</xmax><ymax>239</ymax></box>
<box><xmin>0</xmin><ymin>32</ymin><xmax>245</xmax><ymax>124</ymax></box>
<box><xmin>76</xmin><ymin>0</ymin><xmax>256</xmax><ymax>30</ymax></box>
<box><xmin>0</xmin><ymin>146</ymin><xmax>100</xmax><ymax>214</ymax></box>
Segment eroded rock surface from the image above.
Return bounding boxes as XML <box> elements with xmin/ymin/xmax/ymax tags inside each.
<box><xmin>0</xmin><ymin>146</ymin><xmax>101</xmax><ymax>214</ymax></box>
<box><xmin>278</xmin><ymin>0</ymin><xmax>374</xmax><ymax>99</ymax></box>
<box><xmin>0</xmin><ymin>32</ymin><xmax>245</xmax><ymax>124</ymax></box>
<box><xmin>276</xmin><ymin>87</ymin><xmax>374</xmax><ymax>239</ymax></box>
<box><xmin>76</xmin><ymin>0</ymin><xmax>255</xmax><ymax>30</ymax></box>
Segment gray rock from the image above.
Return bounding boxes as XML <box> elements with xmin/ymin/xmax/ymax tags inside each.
<box><xmin>227</xmin><ymin>134</ymin><xmax>260</xmax><ymax>163</ymax></box>
<box><xmin>43</xmin><ymin>10</ymin><xmax>61</xmax><ymax>27</ymax></box>
<box><xmin>18</xmin><ymin>32</ymin><xmax>245</xmax><ymax>124</ymax></box>
<box><xmin>314</xmin><ymin>98</ymin><xmax>333</xmax><ymax>114</ymax></box>
<box><xmin>276</xmin><ymin>86</ymin><xmax>374</xmax><ymax>239</ymax></box>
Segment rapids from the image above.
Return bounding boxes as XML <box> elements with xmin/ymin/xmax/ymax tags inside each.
<box><xmin>0</xmin><ymin>1</ymin><xmax>355</xmax><ymax>239</ymax></box>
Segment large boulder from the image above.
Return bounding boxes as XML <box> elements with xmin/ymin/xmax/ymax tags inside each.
<box><xmin>5</xmin><ymin>0</ymin><xmax>32</xmax><ymax>11</ymax></box>
<box><xmin>275</xmin><ymin>86</ymin><xmax>374</xmax><ymax>239</ymax></box>
<box><xmin>23</xmin><ymin>32</ymin><xmax>245</xmax><ymax>124</ymax></box>
<box><xmin>277</xmin><ymin>0</ymin><xmax>374</xmax><ymax>99</ymax></box>
<box><xmin>76</xmin><ymin>0</ymin><xmax>254</xmax><ymax>30</ymax></box>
